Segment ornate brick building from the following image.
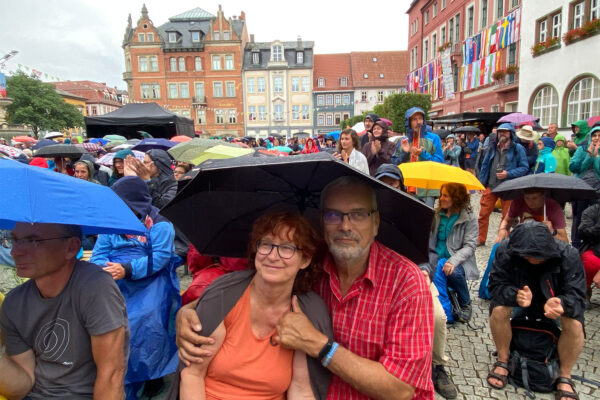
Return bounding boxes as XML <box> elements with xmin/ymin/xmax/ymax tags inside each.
<box><xmin>123</xmin><ymin>5</ymin><xmax>247</xmax><ymax>136</ymax></box>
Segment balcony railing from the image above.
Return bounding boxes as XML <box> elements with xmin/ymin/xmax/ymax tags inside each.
<box><xmin>122</xmin><ymin>71</ymin><xmax>132</xmax><ymax>81</ymax></box>
<box><xmin>192</xmin><ymin>95</ymin><xmax>207</xmax><ymax>104</ymax></box>
<box><xmin>493</xmin><ymin>72</ymin><xmax>519</xmax><ymax>91</ymax></box>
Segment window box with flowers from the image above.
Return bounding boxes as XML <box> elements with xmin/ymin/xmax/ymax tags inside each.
<box><xmin>563</xmin><ymin>19</ymin><xmax>600</xmax><ymax>45</ymax></box>
<box><xmin>530</xmin><ymin>37</ymin><xmax>560</xmax><ymax>56</ymax></box>
<box><xmin>438</xmin><ymin>42</ymin><xmax>452</xmax><ymax>52</ymax></box>
<box><xmin>493</xmin><ymin>70</ymin><xmax>506</xmax><ymax>81</ymax></box>
<box><xmin>506</xmin><ymin>65</ymin><xmax>519</xmax><ymax>75</ymax></box>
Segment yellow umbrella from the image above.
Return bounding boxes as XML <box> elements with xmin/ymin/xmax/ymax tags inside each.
<box><xmin>399</xmin><ymin>161</ymin><xmax>485</xmax><ymax>191</ymax></box>
<box><xmin>190</xmin><ymin>145</ymin><xmax>253</xmax><ymax>165</ymax></box>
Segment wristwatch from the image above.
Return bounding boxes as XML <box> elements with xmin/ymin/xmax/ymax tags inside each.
<box><xmin>552</xmin><ymin>228</ymin><xmax>558</xmax><ymax>236</ymax></box>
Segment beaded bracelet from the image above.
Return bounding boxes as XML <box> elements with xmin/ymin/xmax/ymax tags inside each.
<box><xmin>321</xmin><ymin>342</ymin><xmax>339</xmax><ymax>367</ymax></box>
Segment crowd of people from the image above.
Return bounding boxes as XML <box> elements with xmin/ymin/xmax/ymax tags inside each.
<box><xmin>0</xmin><ymin>111</ymin><xmax>599</xmax><ymax>400</ymax></box>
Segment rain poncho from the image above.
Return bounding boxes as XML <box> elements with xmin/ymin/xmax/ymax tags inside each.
<box><xmin>552</xmin><ymin>134</ymin><xmax>571</xmax><ymax>176</ymax></box>
<box><xmin>570</xmin><ymin>120</ymin><xmax>590</xmax><ymax>156</ymax></box>
<box><xmin>533</xmin><ymin>137</ymin><xmax>557</xmax><ymax>174</ymax></box>
<box><xmin>146</xmin><ymin>149</ymin><xmax>177</xmax><ymax>209</ymax></box>
<box><xmin>90</xmin><ymin>177</ymin><xmax>180</xmax><ymax>397</ymax></box>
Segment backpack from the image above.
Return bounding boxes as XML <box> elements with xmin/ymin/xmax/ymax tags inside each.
<box><xmin>508</xmin><ymin>317</ymin><xmax>561</xmax><ymax>393</ymax></box>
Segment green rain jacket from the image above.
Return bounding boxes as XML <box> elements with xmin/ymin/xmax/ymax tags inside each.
<box><xmin>552</xmin><ymin>134</ymin><xmax>571</xmax><ymax>176</ymax></box>
<box><xmin>569</xmin><ymin>120</ymin><xmax>590</xmax><ymax>157</ymax></box>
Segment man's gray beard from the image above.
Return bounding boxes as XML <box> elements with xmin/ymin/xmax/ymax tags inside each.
<box><xmin>328</xmin><ymin>236</ymin><xmax>373</xmax><ymax>265</ymax></box>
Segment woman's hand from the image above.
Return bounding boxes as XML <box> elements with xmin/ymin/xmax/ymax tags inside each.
<box><xmin>442</xmin><ymin>262</ymin><xmax>455</xmax><ymax>276</ymax></box>
<box><xmin>341</xmin><ymin>149</ymin><xmax>349</xmax><ymax>163</ymax></box>
<box><xmin>124</xmin><ymin>156</ymin><xmax>151</xmax><ymax>180</ymax></box>
<box><xmin>594</xmin><ymin>143</ymin><xmax>600</xmax><ymax>157</ymax></box>
<box><xmin>332</xmin><ymin>152</ymin><xmax>342</xmax><ymax>160</ymax></box>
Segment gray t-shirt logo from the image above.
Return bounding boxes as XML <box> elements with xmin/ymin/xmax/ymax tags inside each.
<box><xmin>35</xmin><ymin>317</ymin><xmax>71</xmax><ymax>363</ymax></box>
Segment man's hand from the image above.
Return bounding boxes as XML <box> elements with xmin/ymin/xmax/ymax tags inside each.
<box><xmin>124</xmin><ymin>156</ymin><xmax>151</xmax><ymax>180</ymax></box>
<box><xmin>103</xmin><ymin>262</ymin><xmax>125</xmax><ymax>280</ymax></box>
<box><xmin>275</xmin><ymin>296</ymin><xmax>328</xmax><ymax>358</ymax></box>
<box><xmin>442</xmin><ymin>262</ymin><xmax>455</xmax><ymax>276</ymax></box>
<box><xmin>410</xmin><ymin>146</ymin><xmax>423</xmax><ymax>156</ymax></box>
<box><xmin>542</xmin><ymin>219</ymin><xmax>554</xmax><ymax>234</ymax></box>
<box><xmin>495</xmin><ymin>228</ymin><xmax>509</xmax><ymax>243</ymax></box>
<box><xmin>544</xmin><ymin>297</ymin><xmax>564</xmax><ymax>319</ymax></box>
<box><xmin>400</xmin><ymin>138</ymin><xmax>410</xmax><ymax>153</ymax></box>
<box><xmin>175</xmin><ymin>307</ymin><xmax>214</xmax><ymax>366</ymax></box>
<box><xmin>496</xmin><ymin>170</ymin><xmax>508</xmax><ymax>180</ymax></box>
<box><xmin>567</xmin><ymin>140</ymin><xmax>578</xmax><ymax>151</ymax></box>
<box><xmin>516</xmin><ymin>285</ymin><xmax>532</xmax><ymax>307</ymax></box>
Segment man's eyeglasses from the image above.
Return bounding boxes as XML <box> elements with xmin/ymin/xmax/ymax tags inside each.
<box><xmin>2</xmin><ymin>236</ymin><xmax>73</xmax><ymax>249</ymax></box>
<box><xmin>322</xmin><ymin>210</ymin><xmax>377</xmax><ymax>225</ymax></box>
<box><xmin>256</xmin><ymin>240</ymin><xmax>301</xmax><ymax>259</ymax></box>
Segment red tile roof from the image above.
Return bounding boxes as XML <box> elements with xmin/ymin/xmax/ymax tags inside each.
<box><xmin>313</xmin><ymin>54</ymin><xmax>353</xmax><ymax>91</ymax></box>
<box><xmin>53</xmin><ymin>81</ymin><xmax>122</xmax><ymax>106</ymax></box>
<box><xmin>350</xmin><ymin>51</ymin><xmax>409</xmax><ymax>88</ymax></box>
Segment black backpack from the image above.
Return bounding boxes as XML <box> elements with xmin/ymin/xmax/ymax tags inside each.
<box><xmin>508</xmin><ymin>317</ymin><xmax>561</xmax><ymax>393</ymax></box>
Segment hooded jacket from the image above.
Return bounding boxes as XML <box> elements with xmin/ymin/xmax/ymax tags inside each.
<box><xmin>488</xmin><ymin>222</ymin><xmax>586</xmax><ymax>323</ymax></box>
<box><xmin>300</xmin><ymin>138</ymin><xmax>320</xmax><ymax>154</ymax></box>
<box><xmin>533</xmin><ymin>138</ymin><xmax>557</xmax><ymax>174</ymax></box>
<box><xmin>361</xmin><ymin>120</ymin><xmax>396</xmax><ymax>175</ymax></box>
<box><xmin>570</xmin><ymin>120</ymin><xmax>590</xmax><ymax>157</ymax></box>
<box><xmin>552</xmin><ymin>134</ymin><xmax>571</xmax><ymax>176</ymax></box>
<box><xmin>74</xmin><ymin>160</ymin><xmax>101</xmax><ymax>184</ymax></box>
<box><xmin>443</xmin><ymin>134</ymin><xmax>461</xmax><ymax>166</ymax></box>
<box><xmin>108</xmin><ymin>149</ymin><xmax>134</xmax><ymax>187</ymax></box>
<box><xmin>392</xmin><ymin>107</ymin><xmax>444</xmax><ymax>165</ymax></box>
<box><xmin>478</xmin><ymin>128</ymin><xmax>529</xmax><ymax>187</ymax></box>
<box><xmin>146</xmin><ymin>149</ymin><xmax>178</xmax><ymax>209</ymax></box>
<box><xmin>80</xmin><ymin>153</ymin><xmax>109</xmax><ymax>186</ymax></box>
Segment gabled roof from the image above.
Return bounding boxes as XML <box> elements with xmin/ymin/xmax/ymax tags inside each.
<box><xmin>53</xmin><ymin>81</ymin><xmax>122</xmax><ymax>106</ymax></box>
<box><xmin>242</xmin><ymin>41</ymin><xmax>314</xmax><ymax>70</ymax></box>
<box><xmin>313</xmin><ymin>54</ymin><xmax>353</xmax><ymax>92</ymax></box>
<box><xmin>169</xmin><ymin>7</ymin><xmax>215</xmax><ymax>22</ymax></box>
<box><xmin>350</xmin><ymin>51</ymin><xmax>409</xmax><ymax>88</ymax></box>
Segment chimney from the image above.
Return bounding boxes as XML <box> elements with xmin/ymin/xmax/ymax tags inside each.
<box><xmin>250</xmin><ymin>34</ymin><xmax>254</xmax><ymax>43</ymax></box>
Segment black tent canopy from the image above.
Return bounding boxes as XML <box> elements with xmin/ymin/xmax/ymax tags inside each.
<box><xmin>84</xmin><ymin>103</ymin><xmax>195</xmax><ymax>140</ymax></box>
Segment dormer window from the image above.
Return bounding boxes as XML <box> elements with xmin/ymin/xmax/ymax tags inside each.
<box><xmin>272</xmin><ymin>45</ymin><xmax>283</xmax><ymax>62</ymax></box>
<box><xmin>340</xmin><ymin>77</ymin><xmax>348</xmax><ymax>87</ymax></box>
<box><xmin>138</xmin><ymin>33</ymin><xmax>146</xmax><ymax>42</ymax></box>
<box><xmin>214</xmin><ymin>32</ymin><xmax>220</xmax><ymax>40</ymax></box>
<box><xmin>147</xmin><ymin>33</ymin><xmax>154</xmax><ymax>42</ymax></box>
<box><xmin>252</xmin><ymin>52</ymin><xmax>260</xmax><ymax>65</ymax></box>
<box><xmin>191</xmin><ymin>31</ymin><xmax>200</xmax><ymax>42</ymax></box>
<box><xmin>168</xmin><ymin>32</ymin><xmax>177</xmax><ymax>43</ymax></box>
<box><xmin>224</xmin><ymin>31</ymin><xmax>230</xmax><ymax>40</ymax></box>
<box><xmin>318</xmin><ymin>77</ymin><xmax>325</xmax><ymax>87</ymax></box>
<box><xmin>296</xmin><ymin>51</ymin><xmax>304</xmax><ymax>64</ymax></box>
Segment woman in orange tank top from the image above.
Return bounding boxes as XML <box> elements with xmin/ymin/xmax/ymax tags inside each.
<box><xmin>180</xmin><ymin>212</ymin><xmax>326</xmax><ymax>400</ymax></box>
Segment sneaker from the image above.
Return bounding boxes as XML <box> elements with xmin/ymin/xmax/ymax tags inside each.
<box><xmin>432</xmin><ymin>365</ymin><xmax>458</xmax><ymax>399</ymax></box>
<box><xmin>458</xmin><ymin>302</ymin><xmax>472</xmax><ymax>323</ymax></box>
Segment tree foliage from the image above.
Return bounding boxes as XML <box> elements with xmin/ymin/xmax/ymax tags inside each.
<box><xmin>6</xmin><ymin>72</ymin><xmax>84</xmax><ymax>136</ymax></box>
<box><xmin>340</xmin><ymin>93</ymin><xmax>432</xmax><ymax>133</ymax></box>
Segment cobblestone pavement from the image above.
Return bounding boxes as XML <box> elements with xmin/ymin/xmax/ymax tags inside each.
<box><xmin>150</xmin><ymin>193</ymin><xmax>600</xmax><ymax>400</ymax></box>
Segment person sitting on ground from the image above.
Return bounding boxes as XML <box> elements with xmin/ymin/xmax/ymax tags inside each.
<box><xmin>124</xmin><ymin>149</ymin><xmax>178</xmax><ymax>209</ymax></box>
<box><xmin>553</xmin><ymin>134</ymin><xmax>571</xmax><ymax>176</ymax></box>
<box><xmin>430</xmin><ymin>183</ymin><xmax>478</xmax><ymax>324</ymax></box>
<box><xmin>443</xmin><ymin>134</ymin><xmax>461</xmax><ymax>167</ymax></box>
<box><xmin>533</xmin><ymin>136</ymin><xmax>557</xmax><ymax>174</ymax></box>
<box><xmin>333</xmin><ymin>128</ymin><xmax>369</xmax><ymax>174</ymax></box>
<box><xmin>578</xmin><ymin>201</ymin><xmax>600</xmax><ymax>302</ymax></box>
<box><xmin>178</xmin><ymin>212</ymin><xmax>331</xmax><ymax>400</ymax></box>
<box><xmin>109</xmin><ymin>149</ymin><xmax>133</xmax><ymax>186</ymax></box>
<box><xmin>0</xmin><ymin>222</ymin><xmax>128</xmax><ymax>399</ymax></box>
<box><xmin>361</xmin><ymin>120</ymin><xmax>396</xmax><ymax>176</ymax></box>
<box><xmin>487</xmin><ymin>222</ymin><xmax>586</xmax><ymax>400</ymax></box>
<box><xmin>495</xmin><ymin>188</ymin><xmax>568</xmax><ymax>243</ymax></box>
<box><xmin>90</xmin><ymin>176</ymin><xmax>181</xmax><ymax>399</ymax></box>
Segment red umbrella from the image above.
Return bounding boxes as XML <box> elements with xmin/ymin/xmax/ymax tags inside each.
<box><xmin>12</xmin><ymin>136</ymin><xmax>36</xmax><ymax>143</ymax></box>
<box><xmin>588</xmin><ymin>115</ymin><xmax>600</xmax><ymax>126</ymax></box>
<box><xmin>171</xmin><ymin>135</ymin><xmax>193</xmax><ymax>143</ymax></box>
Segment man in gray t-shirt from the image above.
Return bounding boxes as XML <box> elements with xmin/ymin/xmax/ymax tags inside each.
<box><xmin>0</xmin><ymin>222</ymin><xmax>129</xmax><ymax>399</ymax></box>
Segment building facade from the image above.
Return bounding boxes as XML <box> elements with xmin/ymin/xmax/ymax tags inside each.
<box><xmin>242</xmin><ymin>37</ymin><xmax>314</xmax><ymax>137</ymax></box>
<box><xmin>351</xmin><ymin>51</ymin><xmax>409</xmax><ymax>117</ymax></box>
<box><xmin>313</xmin><ymin>54</ymin><xmax>354</xmax><ymax>135</ymax></box>
<box><xmin>53</xmin><ymin>81</ymin><xmax>123</xmax><ymax>116</ymax></box>
<box><xmin>123</xmin><ymin>5</ymin><xmax>247</xmax><ymax>136</ymax></box>
<box><xmin>518</xmin><ymin>0</ymin><xmax>600</xmax><ymax>129</ymax></box>
<box><xmin>406</xmin><ymin>0</ymin><xmax>522</xmax><ymax>119</ymax></box>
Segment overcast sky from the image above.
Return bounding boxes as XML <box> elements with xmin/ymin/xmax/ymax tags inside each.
<box><xmin>2</xmin><ymin>0</ymin><xmax>410</xmax><ymax>90</ymax></box>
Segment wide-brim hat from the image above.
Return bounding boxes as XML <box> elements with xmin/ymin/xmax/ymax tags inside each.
<box><xmin>516</xmin><ymin>125</ymin><xmax>536</xmax><ymax>141</ymax></box>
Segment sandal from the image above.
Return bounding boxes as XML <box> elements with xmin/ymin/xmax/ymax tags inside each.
<box><xmin>487</xmin><ymin>361</ymin><xmax>509</xmax><ymax>390</ymax></box>
<box><xmin>555</xmin><ymin>377</ymin><xmax>579</xmax><ymax>400</ymax></box>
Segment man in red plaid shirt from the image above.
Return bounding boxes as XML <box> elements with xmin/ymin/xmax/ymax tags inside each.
<box><xmin>176</xmin><ymin>177</ymin><xmax>435</xmax><ymax>399</ymax></box>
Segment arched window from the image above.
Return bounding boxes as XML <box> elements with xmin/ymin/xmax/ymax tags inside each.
<box><xmin>567</xmin><ymin>76</ymin><xmax>600</xmax><ymax>125</ymax></box>
<box><xmin>531</xmin><ymin>85</ymin><xmax>558</xmax><ymax>128</ymax></box>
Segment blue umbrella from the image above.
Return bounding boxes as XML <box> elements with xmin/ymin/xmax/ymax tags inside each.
<box><xmin>131</xmin><ymin>138</ymin><xmax>178</xmax><ymax>152</ymax></box>
<box><xmin>327</xmin><ymin>131</ymin><xmax>341</xmax><ymax>140</ymax></box>
<box><xmin>0</xmin><ymin>159</ymin><xmax>145</xmax><ymax>235</ymax></box>
<box><xmin>89</xmin><ymin>138</ymin><xmax>109</xmax><ymax>146</ymax></box>
<box><xmin>32</xmin><ymin>139</ymin><xmax>58</xmax><ymax>150</ymax></box>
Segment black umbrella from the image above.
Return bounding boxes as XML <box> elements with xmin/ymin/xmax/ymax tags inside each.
<box><xmin>162</xmin><ymin>153</ymin><xmax>433</xmax><ymax>264</ymax></box>
<box><xmin>492</xmin><ymin>174</ymin><xmax>598</xmax><ymax>203</ymax></box>
<box><xmin>32</xmin><ymin>139</ymin><xmax>58</xmax><ymax>150</ymax></box>
<box><xmin>34</xmin><ymin>144</ymin><xmax>87</xmax><ymax>159</ymax></box>
<box><xmin>453</xmin><ymin>126</ymin><xmax>481</xmax><ymax>134</ymax></box>
<box><xmin>433</xmin><ymin>129</ymin><xmax>451</xmax><ymax>139</ymax></box>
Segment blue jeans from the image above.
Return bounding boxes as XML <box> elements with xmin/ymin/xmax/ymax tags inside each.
<box><xmin>447</xmin><ymin>265</ymin><xmax>470</xmax><ymax>306</ymax></box>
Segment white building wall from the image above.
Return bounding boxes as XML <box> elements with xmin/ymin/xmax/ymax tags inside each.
<box><xmin>353</xmin><ymin>87</ymin><xmax>405</xmax><ymax>116</ymax></box>
<box><xmin>518</xmin><ymin>0</ymin><xmax>600</xmax><ymax>131</ymax></box>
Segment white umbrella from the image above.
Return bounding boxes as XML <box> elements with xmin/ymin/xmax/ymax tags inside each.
<box><xmin>351</xmin><ymin>122</ymin><xmax>365</xmax><ymax>133</ymax></box>
<box><xmin>44</xmin><ymin>131</ymin><xmax>63</xmax><ymax>140</ymax></box>
<box><xmin>96</xmin><ymin>150</ymin><xmax>146</xmax><ymax>166</ymax></box>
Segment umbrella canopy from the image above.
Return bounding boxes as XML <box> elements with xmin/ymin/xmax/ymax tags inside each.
<box><xmin>103</xmin><ymin>134</ymin><xmax>127</xmax><ymax>142</ymax></box>
<box><xmin>326</xmin><ymin>131</ymin><xmax>341</xmax><ymax>140</ymax></box>
<box><xmin>352</xmin><ymin>122</ymin><xmax>365</xmax><ymax>133</ymax></box>
<box><xmin>32</xmin><ymin>139</ymin><xmax>58</xmax><ymax>150</ymax></box>
<box><xmin>168</xmin><ymin>138</ymin><xmax>239</xmax><ymax>163</ymax></box>
<box><xmin>273</xmin><ymin>145</ymin><xmax>292</xmax><ymax>153</ymax></box>
<box><xmin>587</xmin><ymin>115</ymin><xmax>600</xmax><ymax>126</ymax></box>
<box><xmin>492</xmin><ymin>173</ymin><xmax>597</xmax><ymax>203</ymax></box>
<box><xmin>44</xmin><ymin>131</ymin><xmax>63</xmax><ymax>140</ymax></box>
<box><xmin>170</xmin><ymin>135</ymin><xmax>193</xmax><ymax>143</ymax></box>
<box><xmin>497</xmin><ymin>113</ymin><xmax>538</xmax><ymax>125</ymax></box>
<box><xmin>12</xmin><ymin>136</ymin><xmax>36</xmax><ymax>143</ymax></box>
<box><xmin>161</xmin><ymin>153</ymin><xmax>433</xmax><ymax>264</ymax></box>
<box><xmin>35</xmin><ymin>144</ymin><xmax>87</xmax><ymax>159</ymax></box>
<box><xmin>131</xmin><ymin>138</ymin><xmax>177</xmax><ymax>152</ymax></box>
<box><xmin>89</xmin><ymin>138</ymin><xmax>109</xmax><ymax>146</ymax></box>
<box><xmin>452</xmin><ymin>126</ymin><xmax>481</xmax><ymax>134</ymax></box>
<box><xmin>96</xmin><ymin>150</ymin><xmax>145</xmax><ymax>167</ymax></box>
<box><xmin>0</xmin><ymin>144</ymin><xmax>24</xmax><ymax>158</ymax></box>
<box><xmin>399</xmin><ymin>161</ymin><xmax>485</xmax><ymax>191</ymax></box>
<box><xmin>76</xmin><ymin>142</ymin><xmax>103</xmax><ymax>153</ymax></box>
<box><xmin>433</xmin><ymin>129</ymin><xmax>451</xmax><ymax>139</ymax></box>
<box><xmin>190</xmin><ymin>145</ymin><xmax>253</xmax><ymax>165</ymax></box>
<box><xmin>0</xmin><ymin>159</ymin><xmax>145</xmax><ymax>235</ymax></box>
